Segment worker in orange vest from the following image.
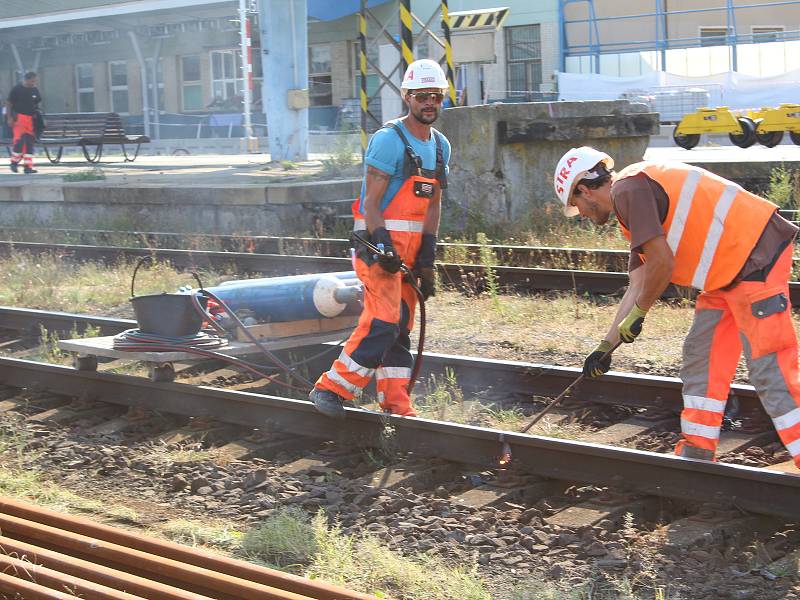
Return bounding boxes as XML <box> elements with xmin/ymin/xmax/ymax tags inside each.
<box><xmin>309</xmin><ymin>59</ymin><xmax>451</xmax><ymax>419</ymax></box>
<box><xmin>554</xmin><ymin>147</ymin><xmax>800</xmax><ymax>468</ymax></box>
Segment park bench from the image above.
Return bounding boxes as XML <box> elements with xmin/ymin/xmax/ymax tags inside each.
<box><xmin>36</xmin><ymin>112</ymin><xmax>149</xmax><ymax>164</ymax></box>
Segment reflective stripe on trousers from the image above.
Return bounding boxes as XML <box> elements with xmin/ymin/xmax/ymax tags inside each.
<box><xmin>314</xmin><ymin>258</ymin><xmax>418</xmax><ymax>416</ymax></box>
<box><xmin>677</xmin><ymin>245</ymin><xmax>800</xmax><ymax>466</ymax></box>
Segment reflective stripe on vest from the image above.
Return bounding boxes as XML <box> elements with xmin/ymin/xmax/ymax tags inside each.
<box><xmin>616</xmin><ymin>162</ymin><xmax>777</xmax><ymax>291</ymax></box>
<box><xmin>353</xmin><ymin>218</ymin><xmax>424</xmax><ymax>233</ymax></box>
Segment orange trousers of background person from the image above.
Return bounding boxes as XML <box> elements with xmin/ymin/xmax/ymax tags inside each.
<box><xmin>10</xmin><ymin>113</ymin><xmax>35</xmax><ymax>171</ymax></box>
<box><xmin>676</xmin><ymin>244</ymin><xmax>800</xmax><ymax>467</ymax></box>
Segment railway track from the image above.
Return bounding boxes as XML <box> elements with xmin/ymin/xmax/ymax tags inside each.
<box><xmin>0</xmin><ymin>306</ymin><xmax>796</xmax><ymax>521</ymax></box>
<box><xmin>0</xmin><ymin>307</ymin><xmax>799</xmax><ymax>596</ymax></box>
<box><xmin>3</xmin><ymin>239</ymin><xmax>800</xmax><ymax>306</ymax></box>
<box><xmin>0</xmin><ymin>226</ymin><xmax>632</xmax><ymax>271</ymax></box>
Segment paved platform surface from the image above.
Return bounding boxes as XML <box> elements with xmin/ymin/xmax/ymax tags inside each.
<box><xmin>646</xmin><ymin>144</ymin><xmax>800</xmax><ymax>164</ymax></box>
<box><xmin>0</xmin><ymin>153</ymin><xmax>350</xmax><ymax>187</ymax></box>
<box><xmin>0</xmin><ymin>144</ymin><xmax>796</xmax><ymax>189</ymax></box>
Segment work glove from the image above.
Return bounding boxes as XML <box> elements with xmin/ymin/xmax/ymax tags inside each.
<box><xmin>618</xmin><ymin>304</ymin><xmax>648</xmax><ymax>343</ymax></box>
<box><xmin>414</xmin><ymin>266</ymin><xmax>436</xmax><ymax>301</ymax></box>
<box><xmin>370</xmin><ymin>226</ymin><xmax>402</xmax><ymax>274</ymax></box>
<box><xmin>413</xmin><ymin>233</ymin><xmax>437</xmax><ymax>300</ymax></box>
<box><xmin>583</xmin><ymin>340</ymin><xmax>613</xmax><ymax>378</ymax></box>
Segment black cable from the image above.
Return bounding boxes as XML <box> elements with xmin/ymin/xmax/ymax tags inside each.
<box><xmin>198</xmin><ymin>288</ymin><xmax>314</xmax><ymax>390</ymax></box>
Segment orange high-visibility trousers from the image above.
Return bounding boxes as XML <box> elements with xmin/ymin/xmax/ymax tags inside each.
<box><xmin>676</xmin><ymin>244</ymin><xmax>800</xmax><ymax>466</ymax></box>
<box><xmin>10</xmin><ymin>113</ymin><xmax>35</xmax><ymax>169</ymax></box>
<box><xmin>314</xmin><ymin>257</ymin><xmax>418</xmax><ymax>416</ymax></box>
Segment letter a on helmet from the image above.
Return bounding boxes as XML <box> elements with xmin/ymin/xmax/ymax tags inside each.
<box><xmin>553</xmin><ymin>147</ymin><xmax>614</xmax><ymax>216</ymax></box>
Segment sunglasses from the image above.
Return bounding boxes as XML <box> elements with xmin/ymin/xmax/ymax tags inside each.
<box><xmin>408</xmin><ymin>92</ymin><xmax>444</xmax><ymax>104</ymax></box>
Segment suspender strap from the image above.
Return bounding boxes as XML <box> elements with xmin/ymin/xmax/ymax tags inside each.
<box><xmin>433</xmin><ymin>130</ymin><xmax>448</xmax><ymax>189</ymax></box>
<box><xmin>386</xmin><ymin>122</ymin><xmax>423</xmax><ymax>177</ymax></box>
<box><xmin>385</xmin><ymin>122</ymin><xmax>447</xmax><ymax>188</ymax></box>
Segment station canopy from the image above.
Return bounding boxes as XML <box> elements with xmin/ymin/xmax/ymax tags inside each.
<box><xmin>307</xmin><ymin>0</ymin><xmax>392</xmax><ymax>22</ymax></box>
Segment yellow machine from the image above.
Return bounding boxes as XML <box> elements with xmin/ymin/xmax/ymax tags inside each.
<box><xmin>673</xmin><ymin>106</ymin><xmax>756</xmax><ymax>150</ymax></box>
<box><xmin>748</xmin><ymin>104</ymin><xmax>800</xmax><ymax>147</ymax></box>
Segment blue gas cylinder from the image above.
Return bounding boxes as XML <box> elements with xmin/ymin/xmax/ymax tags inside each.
<box><xmin>205</xmin><ymin>271</ymin><xmax>361</xmax><ymax>323</ymax></box>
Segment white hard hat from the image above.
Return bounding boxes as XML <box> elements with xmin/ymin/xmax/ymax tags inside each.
<box><xmin>401</xmin><ymin>59</ymin><xmax>448</xmax><ymax>92</ymax></box>
<box><xmin>553</xmin><ymin>147</ymin><xmax>614</xmax><ymax>216</ymax></box>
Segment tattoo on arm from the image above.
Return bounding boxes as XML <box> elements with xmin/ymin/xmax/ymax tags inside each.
<box><xmin>367</xmin><ymin>166</ymin><xmax>390</xmax><ymax>180</ymax></box>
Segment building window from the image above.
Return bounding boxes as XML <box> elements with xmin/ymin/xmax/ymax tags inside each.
<box><xmin>309</xmin><ymin>44</ymin><xmax>332</xmax><ymax>106</ymax></box>
<box><xmin>76</xmin><ymin>63</ymin><xmax>95</xmax><ymax>112</ymax></box>
<box><xmin>145</xmin><ymin>58</ymin><xmax>165</xmax><ymax>111</ymax></box>
<box><xmin>181</xmin><ymin>55</ymin><xmax>203</xmax><ymax>111</ymax></box>
<box><xmin>752</xmin><ymin>26</ymin><xmax>784</xmax><ymax>42</ymax></box>
<box><xmin>210</xmin><ymin>49</ymin><xmax>243</xmax><ymax>109</ymax></box>
<box><xmin>505</xmin><ymin>24</ymin><xmax>542</xmax><ymax>98</ymax></box>
<box><xmin>699</xmin><ymin>27</ymin><xmax>732</xmax><ymax>47</ymax></box>
<box><xmin>109</xmin><ymin>61</ymin><xmax>129</xmax><ymax>114</ymax></box>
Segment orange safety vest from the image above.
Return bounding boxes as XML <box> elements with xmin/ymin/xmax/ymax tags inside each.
<box><xmin>615</xmin><ymin>161</ymin><xmax>777</xmax><ymax>292</ymax></box>
<box><xmin>352</xmin><ymin>123</ymin><xmax>446</xmax><ymax>268</ymax></box>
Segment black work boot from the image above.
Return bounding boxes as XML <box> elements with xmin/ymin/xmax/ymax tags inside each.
<box><xmin>9</xmin><ymin>162</ymin><xmax>18</xmax><ymax>173</ymax></box>
<box><xmin>309</xmin><ymin>387</ymin><xmax>346</xmax><ymax>420</ymax></box>
<box><xmin>23</xmin><ymin>167</ymin><xmax>38</xmax><ymax>174</ymax></box>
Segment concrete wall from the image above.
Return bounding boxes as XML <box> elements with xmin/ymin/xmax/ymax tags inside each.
<box><xmin>0</xmin><ymin>179</ymin><xmax>360</xmax><ymax>235</ymax></box>
<box><xmin>436</xmin><ymin>100</ymin><xmax>659</xmax><ymax>222</ymax></box>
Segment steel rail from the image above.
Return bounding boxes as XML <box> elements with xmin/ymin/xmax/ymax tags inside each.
<box><xmin>0</xmin><ymin>511</ymin><xmax>314</xmax><ymax>599</ymax></box>
<box><xmin>0</xmin><ymin>306</ymin><xmax>766</xmax><ymax>417</ymax></box>
<box><xmin>0</xmin><ymin>496</ymin><xmax>374</xmax><ymax>600</ymax></box>
<box><xmin>0</xmin><ymin>226</ymin><xmax>631</xmax><ymax>269</ymax></box>
<box><xmin>0</xmin><ymin>552</ymin><xmax>144</xmax><ymax>600</ymax></box>
<box><xmin>0</xmin><ymin>356</ymin><xmax>797</xmax><ymax>519</ymax></box>
<box><xmin>0</xmin><ymin>535</ymin><xmax>212</xmax><ymax>599</ymax></box>
<box><xmin>0</xmin><ymin>305</ymin><xmax>136</xmax><ymax>336</ymax></box>
<box><xmin>2</xmin><ymin>240</ymin><xmax>798</xmax><ymax>305</ymax></box>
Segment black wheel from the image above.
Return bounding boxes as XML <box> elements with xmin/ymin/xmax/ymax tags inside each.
<box><xmin>673</xmin><ymin>129</ymin><xmax>700</xmax><ymax>150</ymax></box>
<box><xmin>755</xmin><ymin>129</ymin><xmax>783</xmax><ymax>148</ymax></box>
<box><xmin>729</xmin><ymin>117</ymin><xmax>756</xmax><ymax>148</ymax></box>
<box><xmin>73</xmin><ymin>355</ymin><xmax>98</xmax><ymax>371</ymax></box>
<box><xmin>790</xmin><ymin>131</ymin><xmax>800</xmax><ymax>146</ymax></box>
<box><xmin>149</xmin><ymin>363</ymin><xmax>175</xmax><ymax>382</ymax></box>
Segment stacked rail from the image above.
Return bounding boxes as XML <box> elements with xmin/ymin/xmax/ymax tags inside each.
<box><xmin>0</xmin><ymin>496</ymin><xmax>372</xmax><ymax>599</ymax></box>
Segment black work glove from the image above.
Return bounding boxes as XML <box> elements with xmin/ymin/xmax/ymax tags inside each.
<box><xmin>414</xmin><ymin>266</ymin><xmax>436</xmax><ymax>301</ymax></box>
<box><xmin>413</xmin><ymin>233</ymin><xmax>437</xmax><ymax>299</ymax></box>
<box><xmin>583</xmin><ymin>340</ymin><xmax>613</xmax><ymax>378</ymax></box>
<box><xmin>370</xmin><ymin>226</ymin><xmax>402</xmax><ymax>274</ymax></box>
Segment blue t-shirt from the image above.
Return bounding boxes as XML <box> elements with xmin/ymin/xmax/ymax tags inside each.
<box><xmin>359</xmin><ymin>118</ymin><xmax>451</xmax><ymax>213</ymax></box>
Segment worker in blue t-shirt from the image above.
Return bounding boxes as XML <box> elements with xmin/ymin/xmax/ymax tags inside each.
<box><xmin>311</xmin><ymin>59</ymin><xmax>451</xmax><ymax>419</ymax></box>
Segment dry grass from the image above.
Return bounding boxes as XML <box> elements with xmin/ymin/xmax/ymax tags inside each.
<box><xmin>422</xmin><ymin>291</ymin><xmax>696</xmax><ymax>378</ymax></box>
<box><xmin>0</xmin><ymin>251</ymin><xmax>231</xmax><ymax>315</ymax></box>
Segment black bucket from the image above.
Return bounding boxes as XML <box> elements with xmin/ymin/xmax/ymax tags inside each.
<box><xmin>129</xmin><ymin>257</ymin><xmax>206</xmax><ymax>337</ymax></box>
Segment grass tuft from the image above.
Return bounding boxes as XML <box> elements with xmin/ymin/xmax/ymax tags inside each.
<box><xmin>306</xmin><ymin>512</ymin><xmax>490</xmax><ymax>600</ymax></box>
<box><xmin>240</xmin><ymin>506</ymin><xmax>318</xmax><ymax>568</ymax></box>
<box><xmin>62</xmin><ymin>168</ymin><xmax>106</xmax><ymax>182</ymax></box>
<box><xmin>161</xmin><ymin>519</ymin><xmax>242</xmax><ymax>551</ymax></box>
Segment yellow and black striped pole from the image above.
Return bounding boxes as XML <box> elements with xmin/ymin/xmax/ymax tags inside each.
<box><xmin>400</xmin><ymin>0</ymin><xmax>414</xmax><ymax>76</ymax></box>
<box><xmin>441</xmin><ymin>0</ymin><xmax>456</xmax><ymax>105</ymax></box>
<box><xmin>359</xmin><ymin>0</ymin><xmax>368</xmax><ymax>155</ymax></box>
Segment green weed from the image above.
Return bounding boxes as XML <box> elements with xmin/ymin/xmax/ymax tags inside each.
<box><xmin>62</xmin><ymin>168</ymin><xmax>106</xmax><ymax>182</ymax></box>
<box><xmin>766</xmin><ymin>166</ymin><xmax>796</xmax><ymax>210</ymax></box>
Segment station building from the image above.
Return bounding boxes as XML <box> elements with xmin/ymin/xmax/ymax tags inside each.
<box><xmin>2</xmin><ymin>0</ymin><xmax>795</xmax><ymax>141</ymax></box>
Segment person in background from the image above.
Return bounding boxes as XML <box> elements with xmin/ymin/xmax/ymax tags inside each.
<box><xmin>6</xmin><ymin>71</ymin><xmax>42</xmax><ymax>174</ymax></box>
